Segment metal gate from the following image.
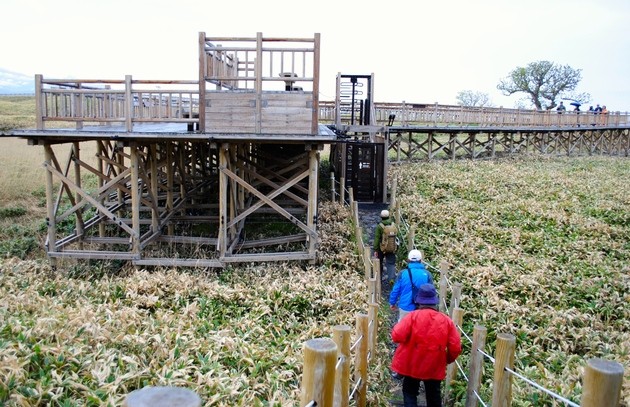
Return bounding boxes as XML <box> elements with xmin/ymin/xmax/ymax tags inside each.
<box><xmin>345</xmin><ymin>142</ymin><xmax>384</xmax><ymax>202</ymax></box>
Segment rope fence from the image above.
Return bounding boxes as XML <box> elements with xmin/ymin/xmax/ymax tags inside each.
<box><xmin>299</xmin><ymin>193</ymin><xmax>382</xmax><ymax>407</ymax></box>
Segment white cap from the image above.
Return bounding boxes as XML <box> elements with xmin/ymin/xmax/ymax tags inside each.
<box><xmin>408</xmin><ymin>249</ymin><xmax>423</xmax><ymax>262</ymax></box>
<box><xmin>380</xmin><ymin>210</ymin><xmax>390</xmax><ymax>218</ymax></box>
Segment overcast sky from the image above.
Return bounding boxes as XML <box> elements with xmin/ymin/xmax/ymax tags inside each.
<box><xmin>2</xmin><ymin>0</ymin><xmax>629</xmax><ymax>111</ymax></box>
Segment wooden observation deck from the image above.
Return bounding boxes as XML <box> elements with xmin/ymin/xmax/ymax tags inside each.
<box><xmin>6</xmin><ymin>33</ymin><xmax>334</xmax><ymax>268</ymax></box>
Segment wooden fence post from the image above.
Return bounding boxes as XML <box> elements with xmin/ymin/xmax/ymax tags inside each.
<box><xmin>580</xmin><ymin>358</ymin><xmax>624</xmax><ymax>407</ymax></box>
<box><xmin>449</xmin><ymin>282</ymin><xmax>462</xmax><ymax>318</ymax></box>
<box><xmin>354</xmin><ymin>314</ymin><xmax>369</xmax><ymax>407</ymax></box>
<box><xmin>491</xmin><ymin>333</ymin><xmax>515</xmax><ymax>407</ymax></box>
<box><xmin>123</xmin><ymin>386</ymin><xmax>201</xmax><ymax>407</ymax></box>
<box><xmin>368</xmin><ymin>277</ymin><xmax>377</xmax><ymax>304</ymax></box>
<box><xmin>444</xmin><ymin>307</ymin><xmax>464</xmax><ymax>404</ymax></box>
<box><xmin>340</xmin><ymin>177</ymin><xmax>346</xmax><ymax>204</ymax></box>
<box><xmin>330</xmin><ymin>172</ymin><xmax>336</xmax><ymax>203</ymax></box>
<box><xmin>407</xmin><ymin>226</ymin><xmax>415</xmax><ymax>251</ymax></box>
<box><xmin>355</xmin><ymin>225</ymin><xmax>364</xmax><ymax>254</ymax></box>
<box><xmin>333</xmin><ymin>325</ymin><xmax>352</xmax><ymax>407</ymax></box>
<box><xmin>465</xmin><ymin>325</ymin><xmax>488</xmax><ymax>407</ymax></box>
<box><xmin>300</xmin><ymin>338</ymin><xmax>338</xmax><ymax>407</ymax></box>
<box><xmin>439</xmin><ymin>261</ymin><xmax>449</xmax><ymax>313</ymax></box>
<box><xmin>368</xmin><ymin>303</ymin><xmax>379</xmax><ymax>361</ymax></box>
<box><xmin>390</xmin><ymin>176</ymin><xmax>397</xmax><ymax>208</ymax></box>
<box><xmin>363</xmin><ymin>247</ymin><xmax>372</xmax><ymax>280</ymax></box>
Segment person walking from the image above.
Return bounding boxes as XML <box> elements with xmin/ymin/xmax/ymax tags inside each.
<box><xmin>389</xmin><ymin>249</ymin><xmax>432</xmax><ymax>322</ymax></box>
<box><xmin>391</xmin><ymin>283</ymin><xmax>462</xmax><ymax>407</ymax></box>
<box><xmin>373</xmin><ymin>209</ymin><xmax>397</xmax><ymax>283</ymax></box>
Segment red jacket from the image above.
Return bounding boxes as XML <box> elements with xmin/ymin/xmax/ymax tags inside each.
<box><xmin>391</xmin><ymin>308</ymin><xmax>462</xmax><ymax>380</ymax></box>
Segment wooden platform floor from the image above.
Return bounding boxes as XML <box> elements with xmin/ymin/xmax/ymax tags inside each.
<box><xmin>3</xmin><ymin>123</ymin><xmax>338</xmax><ymax>143</ymax></box>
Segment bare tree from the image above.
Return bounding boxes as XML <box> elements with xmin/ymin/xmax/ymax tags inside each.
<box><xmin>497</xmin><ymin>61</ymin><xmax>584</xmax><ymax>110</ymax></box>
<box><xmin>456</xmin><ymin>90</ymin><xmax>492</xmax><ymax>107</ymax></box>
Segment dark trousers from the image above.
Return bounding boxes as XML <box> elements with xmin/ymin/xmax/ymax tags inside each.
<box><xmin>402</xmin><ymin>376</ymin><xmax>442</xmax><ymax>407</ymax></box>
<box><xmin>377</xmin><ymin>251</ymin><xmax>397</xmax><ymax>281</ymax></box>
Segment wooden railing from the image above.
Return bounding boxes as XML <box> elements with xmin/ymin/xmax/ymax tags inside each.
<box><xmin>33</xmin><ymin>74</ymin><xmax>630</xmax><ymax>133</ymax></box>
<box><xmin>318</xmin><ymin>101</ymin><xmax>630</xmax><ymax>128</ymax></box>
<box><xmin>35</xmin><ymin>75</ymin><xmax>199</xmax><ymax>131</ymax></box>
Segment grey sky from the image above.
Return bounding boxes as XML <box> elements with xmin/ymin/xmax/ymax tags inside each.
<box><xmin>2</xmin><ymin>0</ymin><xmax>629</xmax><ymax>110</ymax></box>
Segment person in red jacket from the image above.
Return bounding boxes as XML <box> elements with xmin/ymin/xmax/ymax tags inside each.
<box><xmin>391</xmin><ymin>283</ymin><xmax>462</xmax><ymax>407</ymax></box>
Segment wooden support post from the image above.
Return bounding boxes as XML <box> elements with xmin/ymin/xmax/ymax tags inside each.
<box><xmin>44</xmin><ymin>144</ymin><xmax>57</xmax><ymax>265</ymax></box>
<box><xmin>580</xmin><ymin>358</ymin><xmax>624</xmax><ymax>407</ymax></box>
<box><xmin>368</xmin><ymin>303</ymin><xmax>379</xmax><ymax>361</ymax></box>
<box><xmin>300</xmin><ymin>338</ymin><xmax>338</xmax><ymax>407</ymax></box>
<box><xmin>449</xmin><ymin>282</ymin><xmax>462</xmax><ymax>318</ymax></box>
<box><xmin>218</xmin><ymin>144</ymin><xmax>229</xmax><ymax>256</ymax></box>
<box><xmin>35</xmin><ymin>74</ymin><xmax>43</xmax><ymax>130</ymax></box>
<box><xmin>72</xmin><ymin>142</ymin><xmax>84</xmax><ymax>249</ymax></box>
<box><xmin>166</xmin><ymin>142</ymin><xmax>174</xmax><ymax>235</ymax></box>
<box><xmin>330</xmin><ymin>171</ymin><xmax>336</xmax><ymax>203</ymax></box>
<box><xmin>340</xmin><ymin>176</ymin><xmax>346</xmax><ymax>204</ymax></box>
<box><xmin>354</xmin><ymin>313</ymin><xmax>369</xmax><ymax>407</ymax></box>
<box><xmin>307</xmin><ymin>148</ymin><xmax>319</xmax><ymax>257</ymax></box>
<box><xmin>465</xmin><ymin>325</ymin><xmax>488</xmax><ymax>407</ymax></box>
<box><xmin>150</xmin><ymin>144</ymin><xmax>159</xmax><ymax>233</ymax></box>
<box><xmin>97</xmin><ymin>141</ymin><xmax>106</xmax><ymax>238</ymax></box>
<box><xmin>374</xmin><ymin>257</ymin><xmax>381</xmax><ymax>300</ymax></box>
<box><xmin>444</xmin><ymin>307</ymin><xmax>464</xmax><ymax>404</ymax></box>
<box><xmin>125</xmin><ymin>75</ymin><xmax>133</xmax><ymax>132</ymax></box>
<box><xmin>124</xmin><ymin>386</ymin><xmax>201</xmax><ymax>407</ymax></box>
<box><xmin>439</xmin><ymin>261</ymin><xmax>449</xmax><ymax>313</ymax></box>
<box><xmin>332</xmin><ymin>325</ymin><xmax>351</xmax><ymax>407</ymax></box>
<box><xmin>130</xmin><ymin>143</ymin><xmax>141</xmax><ymax>255</ymax></box>
<box><xmin>491</xmin><ymin>333</ymin><xmax>515</xmax><ymax>407</ymax></box>
<box><xmin>348</xmin><ymin>187</ymin><xmax>354</xmax><ymax>207</ymax></box>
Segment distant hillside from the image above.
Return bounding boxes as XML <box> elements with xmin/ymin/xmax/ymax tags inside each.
<box><xmin>0</xmin><ymin>68</ymin><xmax>34</xmax><ymax>95</ymax></box>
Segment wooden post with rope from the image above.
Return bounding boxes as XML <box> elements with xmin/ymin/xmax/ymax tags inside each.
<box><xmin>438</xmin><ymin>261</ymin><xmax>449</xmax><ymax>313</ymax></box>
<box><xmin>332</xmin><ymin>325</ymin><xmax>352</xmax><ymax>407</ymax></box>
<box><xmin>465</xmin><ymin>325</ymin><xmax>488</xmax><ymax>407</ymax></box>
<box><xmin>444</xmin><ymin>307</ymin><xmax>464</xmax><ymax>404</ymax></box>
<box><xmin>491</xmin><ymin>333</ymin><xmax>516</xmax><ymax>407</ymax></box>
<box><xmin>580</xmin><ymin>358</ymin><xmax>624</xmax><ymax>407</ymax></box>
<box><xmin>300</xmin><ymin>338</ymin><xmax>338</xmax><ymax>407</ymax></box>
<box><xmin>354</xmin><ymin>313</ymin><xmax>369</xmax><ymax>406</ymax></box>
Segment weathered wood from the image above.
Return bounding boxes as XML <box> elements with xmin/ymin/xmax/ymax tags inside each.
<box><xmin>444</xmin><ymin>307</ymin><xmax>464</xmax><ymax>403</ymax></box>
<box><xmin>580</xmin><ymin>358</ymin><xmax>624</xmax><ymax>407</ymax></box>
<box><xmin>354</xmin><ymin>313</ymin><xmax>369</xmax><ymax>406</ymax></box>
<box><xmin>300</xmin><ymin>338</ymin><xmax>338</xmax><ymax>407</ymax></box>
<box><xmin>332</xmin><ymin>325</ymin><xmax>351</xmax><ymax>407</ymax></box>
<box><xmin>465</xmin><ymin>325</ymin><xmax>487</xmax><ymax>407</ymax></box>
<box><xmin>491</xmin><ymin>333</ymin><xmax>516</xmax><ymax>407</ymax></box>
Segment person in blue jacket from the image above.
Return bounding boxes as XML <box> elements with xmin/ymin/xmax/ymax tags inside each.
<box><xmin>389</xmin><ymin>249</ymin><xmax>433</xmax><ymax>322</ymax></box>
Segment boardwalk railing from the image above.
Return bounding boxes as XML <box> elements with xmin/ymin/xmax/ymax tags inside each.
<box><xmin>300</xmin><ymin>189</ymin><xmax>381</xmax><ymax>407</ymax></box>
<box><xmin>34</xmin><ymin>75</ymin><xmax>199</xmax><ymax>131</ymax></box>
<box><xmin>319</xmin><ymin>101</ymin><xmax>630</xmax><ymax>128</ymax></box>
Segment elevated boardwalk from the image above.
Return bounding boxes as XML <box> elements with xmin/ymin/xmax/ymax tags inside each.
<box><xmin>2</xmin><ymin>32</ymin><xmax>629</xmax><ymax>268</ymax></box>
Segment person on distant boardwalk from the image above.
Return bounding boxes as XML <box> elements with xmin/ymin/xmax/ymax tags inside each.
<box><xmin>391</xmin><ymin>283</ymin><xmax>462</xmax><ymax>407</ymax></box>
<box><xmin>600</xmin><ymin>105</ymin><xmax>609</xmax><ymax>125</ymax></box>
<box><xmin>373</xmin><ymin>209</ymin><xmax>397</xmax><ymax>283</ymax></box>
<box><xmin>556</xmin><ymin>101</ymin><xmax>566</xmax><ymax>113</ymax></box>
<box><xmin>389</xmin><ymin>249</ymin><xmax>433</xmax><ymax>322</ymax></box>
